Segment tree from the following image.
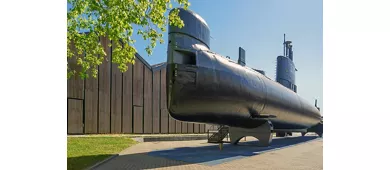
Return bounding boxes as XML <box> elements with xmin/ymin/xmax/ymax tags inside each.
<box><xmin>67</xmin><ymin>0</ymin><xmax>190</xmax><ymax>79</ymax></box>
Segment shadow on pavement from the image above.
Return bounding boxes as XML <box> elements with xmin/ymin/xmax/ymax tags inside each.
<box><xmin>148</xmin><ymin>136</ymin><xmax>320</xmax><ymax>166</ymax></box>
<box><xmin>89</xmin><ymin>136</ymin><xmax>320</xmax><ymax>169</ymax></box>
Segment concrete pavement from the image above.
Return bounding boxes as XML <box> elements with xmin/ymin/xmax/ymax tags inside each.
<box><xmin>93</xmin><ymin>134</ymin><xmax>323</xmax><ymax>170</ymax></box>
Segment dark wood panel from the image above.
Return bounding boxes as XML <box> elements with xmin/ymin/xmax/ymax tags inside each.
<box><xmin>160</xmin><ymin>68</ymin><xmax>166</xmax><ymax>109</ymax></box>
<box><xmin>133</xmin><ymin>106</ymin><xmax>143</xmax><ymax>134</ymax></box>
<box><xmin>188</xmin><ymin>123</ymin><xmax>194</xmax><ymax>133</ymax></box>
<box><xmin>84</xmin><ymin>70</ymin><xmax>98</xmax><ymax>134</ymax></box>
<box><xmin>67</xmin><ymin>42</ymin><xmax>84</xmax><ymax>99</ymax></box>
<box><xmin>152</xmin><ymin>71</ymin><xmax>160</xmax><ymax>133</ymax></box>
<box><xmin>111</xmin><ymin>43</ymin><xmax>122</xmax><ymax>133</ymax></box>
<box><xmin>160</xmin><ymin>69</ymin><xmax>168</xmax><ymax>133</ymax></box>
<box><xmin>169</xmin><ymin>115</ymin><xmax>176</xmax><ymax>133</ymax></box>
<box><xmin>133</xmin><ymin>58</ymin><xmax>144</xmax><ymax>106</ymax></box>
<box><xmin>67</xmin><ymin>76</ymin><xmax>84</xmax><ymax>99</ymax></box>
<box><xmin>200</xmin><ymin>124</ymin><xmax>205</xmax><ymax>133</ymax></box>
<box><xmin>194</xmin><ymin>124</ymin><xmax>200</xmax><ymax>133</ymax></box>
<box><xmin>160</xmin><ymin>109</ymin><xmax>168</xmax><ymax>133</ymax></box>
<box><xmin>143</xmin><ymin>68</ymin><xmax>153</xmax><ymax>133</ymax></box>
<box><xmin>176</xmin><ymin>120</ymin><xmax>182</xmax><ymax>134</ymax></box>
<box><xmin>68</xmin><ymin>99</ymin><xmax>83</xmax><ymax>134</ymax></box>
<box><xmin>182</xmin><ymin>122</ymin><xmax>188</xmax><ymax>133</ymax></box>
<box><xmin>122</xmin><ymin>63</ymin><xmax>133</xmax><ymax>133</ymax></box>
<box><xmin>98</xmin><ymin>36</ymin><xmax>111</xmax><ymax>133</ymax></box>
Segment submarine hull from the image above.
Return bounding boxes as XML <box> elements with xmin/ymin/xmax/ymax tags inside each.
<box><xmin>166</xmin><ymin>8</ymin><xmax>322</xmax><ymax>130</ymax></box>
<box><xmin>167</xmin><ymin>57</ymin><xmax>321</xmax><ymax>130</ymax></box>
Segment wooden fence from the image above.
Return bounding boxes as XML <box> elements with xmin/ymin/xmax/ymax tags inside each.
<box><xmin>67</xmin><ymin>36</ymin><xmax>210</xmax><ymax>134</ymax></box>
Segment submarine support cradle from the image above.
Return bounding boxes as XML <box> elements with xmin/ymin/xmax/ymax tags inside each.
<box><xmin>229</xmin><ymin>120</ymin><xmax>274</xmax><ymax>146</ymax></box>
<box><xmin>304</xmin><ymin>123</ymin><xmax>323</xmax><ymax>137</ymax></box>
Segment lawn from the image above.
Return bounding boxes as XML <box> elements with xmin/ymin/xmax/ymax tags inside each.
<box><xmin>67</xmin><ymin>137</ymin><xmax>137</xmax><ymax>170</ymax></box>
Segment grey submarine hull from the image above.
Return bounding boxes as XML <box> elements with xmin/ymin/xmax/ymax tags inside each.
<box><xmin>166</xmin><ymin>8</ymin><xmax>322</xmax><ymax>132</ymax></box>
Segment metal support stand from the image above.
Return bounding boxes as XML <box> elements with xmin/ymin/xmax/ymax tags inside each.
<box><xmin>229</xmin><ymin>121</ymin><xmax>273</xmax><ymax>146</ymax></box>
<box><xmin>307</xmin><ymin>123</ymin><xmax>323</xmax><ymax>137</ymax></box>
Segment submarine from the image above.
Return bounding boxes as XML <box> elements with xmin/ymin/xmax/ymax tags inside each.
<box><xmin>166</xmin><ymin>8</ymin><xmax>323</xmax><ymax>145</ymax></box>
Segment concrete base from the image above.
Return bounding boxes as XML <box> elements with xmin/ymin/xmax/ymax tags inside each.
<box><xmin>229</xmin><ymin>121</ymin><xmax>273</xmax><ymax>146</ymax></box>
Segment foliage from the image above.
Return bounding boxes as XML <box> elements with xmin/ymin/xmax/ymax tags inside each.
<box><xmin>67</xmin><ymin>0</ymin><xmax>190</xmax><ymax>79</ymax></box>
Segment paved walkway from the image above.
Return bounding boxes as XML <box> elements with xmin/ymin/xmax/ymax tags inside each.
<box><xmin>94</xmin><ymin>135</ymin><xmax>323</xmax><ymax>170</ymax></box>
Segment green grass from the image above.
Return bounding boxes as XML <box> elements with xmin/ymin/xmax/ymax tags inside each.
<box><xmin>67</xmin><ymin>137</ymin><xmax>137</xmax><ymax>170</ymax></box>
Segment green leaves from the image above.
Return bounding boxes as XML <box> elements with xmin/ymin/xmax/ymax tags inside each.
<box><xmin>67</xmin><ymin>0</ymin><xmax>189</xmax><ymax>79</ymax></box>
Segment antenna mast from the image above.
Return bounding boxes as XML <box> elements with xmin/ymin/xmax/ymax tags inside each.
<box><xmin>283</xmin><ymin>34</ymin><xmax>286</xmax><ymax>57</ymax></box>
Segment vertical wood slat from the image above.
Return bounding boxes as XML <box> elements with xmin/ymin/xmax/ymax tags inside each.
<box><xmin>67</xmin><ymin>77</ymin><xmax>84</xmax><ymax>99</ymax></box>
<box><xmin>110</xmin><ymin>43</ymin><xmax>122</xmax><ymax>133</ymax></box>
<box><xmin>67</xmin><ymin>42</ymin><xmax>84</xmax><ymax>99</ymax></box>
<box><xmin>160</xmin><ymin>109</ymin><xmax>168</xmax><ymax>134</ymax></box>
<box><xmin>122</xmin><ymin>63</ymin><xmax>133</xmax><ymax>133</ymax></box>
<box><xmin>152</xmin><ymin>71</ymin><xmax>160</xmax><ymax>133</ymax></box>
<box><xmin>133</xmin><ymin>58</ymin><xmax>144</xmax><ymax>106</ymax></box>
<box><xmin>176</xmin><ymin>121</ymin><xmax>182</xmax><ymax>134</ymax></box>
<box><xmin>188</xmin><ymin>123</ymin><xmax>194</xmax><ymax>133</ymax></box>
<box><xmin>160</xmin><ymin>69</ymin><xmax>168</xmax><ymax>133</ymax></box>
<box><xmin>143</xmin><ymin>67</ymin><xmax>153</xmax><ymax>133</ymax></box>
<box><xmin>133</xmin><ymin>106</ymin><xmax>143</xmax><ymax>134</ymax></box>
<box><xmin>169</xmin><ymin>115</ymin><xmax>176</xmax><ymax>133</ymax></box>
<box><xmin>84</xmin><ymin>69</ymin><xmax>98</xmax><ymax>134</ymax></box>
<box><xmin>164</xmin><ymin>67</ymin><xmax>175</xmax><ymax>133</ymax></box>
<box><xmin>68</xmin><ymin>99</ymin><xmax>84</xmax><ymax>134</ymax></box>
<box><xmin>200</xmin><ymin>124</ymin><xmax>205</xmax><ymax>133</ymax></box>
<box><xmin>182</xmin><ymin>122</ymin><xmax>188</xmax><ymax>133</ymax></box>
<box><xmin>98</xmin><ymin>36</ymin><xmax>111</xmax><ymax>133</ymax></box>
<box><xmin>133</xmin><ymin>58</ymin><xmax>144</xmax><ymax>133</ymax></box>
<box><xmin>194</xmin><ymin>124</ymin><xmax>200</xmax><ymax>133</ymax></box>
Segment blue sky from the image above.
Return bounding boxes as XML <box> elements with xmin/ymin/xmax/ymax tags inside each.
<box><xmin>68</xmin><ymin>0</ymin><xmax>323</xmax><ymax>114</ymax></box>
<box><xmin>134</xmin><ymin>0</ymin><xmax>323</xmax><ymax>114</ymax></box>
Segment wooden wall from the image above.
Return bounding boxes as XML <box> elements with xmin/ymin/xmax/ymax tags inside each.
<box><xmin>67</xmin><ymin>36</ymin><xmax>207</xmax><ymax>134</ymax></box>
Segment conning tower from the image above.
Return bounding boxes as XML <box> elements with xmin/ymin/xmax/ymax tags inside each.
<box><xmin>276</xmin><ymin>34</ymin><xmax>297</xmax><ymax>93</ymax></box>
